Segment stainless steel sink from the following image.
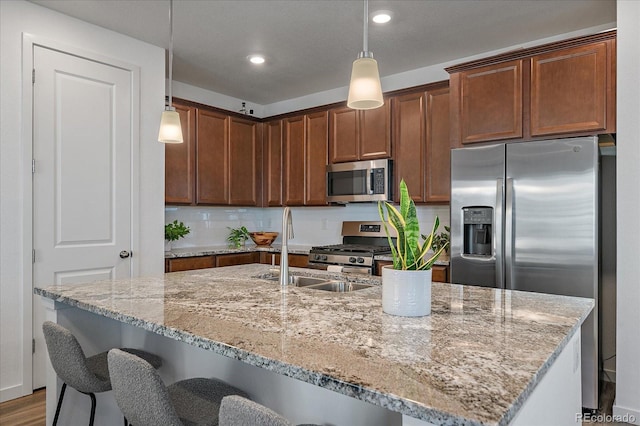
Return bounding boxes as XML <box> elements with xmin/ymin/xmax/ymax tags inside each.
<box><xmin>306</xmin><ymin>281</ymin><xmax>373</xmax><ymax>292</ymax></box>
<box><xmin>260</xmin><ymin>274</ymin><xmax>373</xmax><ymax>292</ymax></box>
<box><xmin>263</xmin><ymin>275</ymin><xmax>327</xmax><ymax>287</ymax></box>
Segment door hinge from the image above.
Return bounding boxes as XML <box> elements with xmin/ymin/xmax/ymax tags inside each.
<box><xmin>32</xmin><ymin>338</ymin><xmax>35</xmax><ymax>354</ymax></box>
<box><xmin>32</xmin><ymin>249</ymin><xmax>35</xmax><ymax>263</ymax></box>
<box><xmin>32</xmin><ymin>159</ymin><xmax>35</xmax><ymax>174</ymax></box>
<box><xmin>32</xmin><ymin>69</ymin><xmax>35</xmax><ymax>84</ymax></box>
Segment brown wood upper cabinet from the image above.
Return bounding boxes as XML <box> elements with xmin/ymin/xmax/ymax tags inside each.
<box><xmin>165</xmin><ymin>101</ymin><xmax>261</xmax><ymax>206</ymax></box>
<box><xmin>329</xmin><ymin>103</ymin><xmax>391</xmax><ymax>163</ymax></box>
<box><xmin>263</xmin><ymin>120</ymin><xmax>283</xmax><ymax>207</ymax></box>
<box><xmin>447</xmin><ymin>30</ymin><xmax>616</xmax><ymax>147</ymax></box>
<box><xmin>165</xmin><ymin>101</ymin><xmax>196</xmax><ymax>204</ymax></box>
<box><xmin>283</xmin><ymin>112</ymin><xmax>328</xmax><ymax>206</ymax></box>
<box><xmin>391</xmin><ymin>84</ymin><xmax>450</xmax><ymax>204</ymax></box>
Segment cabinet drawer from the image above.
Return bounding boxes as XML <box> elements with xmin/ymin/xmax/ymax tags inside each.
<box><xmin>259</xmin><ymin>252</ymin><xmax>309</xmax><ymax>268</ymax></box>
<box><xmin>165</xmin><ymin>256</ymin><xmax>216</xmax><ymax>272</ymax></box>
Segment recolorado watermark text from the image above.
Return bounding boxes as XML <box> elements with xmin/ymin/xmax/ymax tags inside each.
<box><xmin>576</xmin><ymin>412</ymin><xmax>637</xmax><ymax>423</ymax></box>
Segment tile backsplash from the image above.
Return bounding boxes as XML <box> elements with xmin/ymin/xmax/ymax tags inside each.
<box><xmin>165</xmin><ymin>204</ymin><xmax>450</xmax><ymax>248</ymax></box>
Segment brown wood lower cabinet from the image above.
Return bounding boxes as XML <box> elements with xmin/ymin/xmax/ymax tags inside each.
<box><xmin>216</xmin><ymin>252</ymin><xmax>260</xmax><ymax>267</ymax></box>
<box><xmin>259</xmin><ymin>252</ymin><xmax>309</xmax><ymax>268</ymax></box>
<box><xmin>165</xmin><ymin>256</ymin><xmax>216</xmax><ymax>272</ymax></box>
<box><xmin>165</xmin><ymin>251</ymin><xmax>309</xmax><ymax>272</ymax></box>
<box><xmin>374</xmin><ymin>260</ymin><xmax>449</xmax><ymax>283</ymax></box>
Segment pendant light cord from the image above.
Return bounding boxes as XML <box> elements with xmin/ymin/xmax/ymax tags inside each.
<box><xmin>168</xmin><ymin>0</ymin><xmax>174</xmax><ymax>109</ymax></box>
<box><xmin>362</xmin><ymin>0</ymin><xmax>368</xmax><ymax>53</ymax></box>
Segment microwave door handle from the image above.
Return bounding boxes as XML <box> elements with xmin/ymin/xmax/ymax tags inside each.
<box><xmin>367</xmin><ymin>169</ymin><xmax>373</xmax><ymax>194</ymax></box>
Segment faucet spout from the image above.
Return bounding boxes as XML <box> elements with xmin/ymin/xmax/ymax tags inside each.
<box><xmin>280</xmin><ymin>207</ymin><xmax>294</xmax><ymax>286</ymax></box>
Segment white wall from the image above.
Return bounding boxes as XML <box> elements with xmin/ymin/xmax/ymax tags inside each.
<box><xmin>614</xmin><ymin>1</ymin><xmax>640</xmax><ymax>423</ymax></box>
<box><xmin>0</xmin><ymin>0</ymin><xmax>165</xmax><ymax>401</ymax></box>
<box><xmin>165</xmin><ymin>205</ymin><xmax>450</xmax><ymax>249</ymax></box>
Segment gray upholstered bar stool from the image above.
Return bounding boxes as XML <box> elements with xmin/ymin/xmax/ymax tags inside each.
<box><xmin>107</xmin><ymin>348</ymin><xmax>250</xmax><ymax>426</ymax></box>
<box><xmin>42</xmin><ymin>321</ymin><xmax>162</xmax><ymax>426</ymax></box>
<box><xmin>219</xmin><ymin>395</ymin><xmax>319</xmax><ymax>426</ymax></box>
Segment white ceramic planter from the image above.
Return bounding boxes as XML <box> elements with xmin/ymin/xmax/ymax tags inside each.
<box><xmin>381</xmin><ymin>266</ymin><xmax>432</xmax><ymax>317</ymax></box>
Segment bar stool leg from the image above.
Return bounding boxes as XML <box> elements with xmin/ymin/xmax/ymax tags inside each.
<box><xmin>88</xmin><ymin>393</ymin><xmax>96</xmax><ymax>426</ymax></box>
<box><xmin>52</xmin><ymin>382</ymin><xmax>67</xmax><ymax>426</ymax></box>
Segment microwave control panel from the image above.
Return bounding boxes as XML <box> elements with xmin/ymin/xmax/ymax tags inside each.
<box><xmin>372</xmin><ymin>168</ymin><xmax>386</xmax><ymax>194</ymax></box>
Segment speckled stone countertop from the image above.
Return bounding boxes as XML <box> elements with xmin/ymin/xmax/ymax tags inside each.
<box><xmin>35</xmin><ymin>264</ymin><xmax>592</xmax><ymax>426</ymax></box>
<box><xmin>165</xmin><ymin>244</ymin><xmax>313</xmax><ymax>258</ymax></box>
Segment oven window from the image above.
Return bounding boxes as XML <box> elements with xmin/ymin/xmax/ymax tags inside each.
<box><xmin>328</xmin><ymin>170</ymin><xmax>368</xmax><ymax>196</ymax></box>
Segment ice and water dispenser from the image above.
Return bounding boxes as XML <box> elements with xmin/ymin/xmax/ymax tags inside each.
<box><xmin>462</xmin><ymin>207</ymin><xmax>492</xmax><ymax>257</ymax></box>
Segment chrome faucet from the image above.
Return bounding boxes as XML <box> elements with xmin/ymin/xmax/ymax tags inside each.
<box><xmin>280</xmin><ymin>207</ymin><xmax>294</xmax><ymax>286</ymax></box>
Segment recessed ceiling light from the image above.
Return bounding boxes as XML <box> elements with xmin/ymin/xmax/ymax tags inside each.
<box><xmin>248</xmin><ymin>55</ymin><xmax>265</xmax><ymax>64</ymax></box>
<box><xmin>372</xmin><ymin>10</ymin><xmax>392</xmax><ymax>24</ymax></box>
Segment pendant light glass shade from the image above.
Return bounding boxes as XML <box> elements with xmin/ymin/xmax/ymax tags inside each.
<box><xmin>158</xmin><ymin>0</ymin><xmax>183</xmax><ymax>143</ymax></box>
<box><xmin>158</xmin><ymin>108</ymin><xmax>183</xmax><ymax>143</ymax></box>
<box><xmin>347</xmin><ymin>0</ymin><xmax>383</xmax><ymax>110</ymax></box>
<box><xmin>347</xmin><ymin>56</ymin><xmax>383</xmax><ymax>110</ymax></box>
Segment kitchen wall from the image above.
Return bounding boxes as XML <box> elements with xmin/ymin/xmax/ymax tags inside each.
<box><xmin>165</xmin><ymin>205</ymin><xmax>450</xmax><ymax>248</ymax></box>
<box><xmin>614</xmin><ymin>0</ymin><xmax>640</xmax><ymax>422</ymax></box>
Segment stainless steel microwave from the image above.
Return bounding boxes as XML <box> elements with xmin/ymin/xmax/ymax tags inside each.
<box><xmin>326</xmin><ymin>159</ymin><xmax>393</xmax><ymax>203</ymax></box>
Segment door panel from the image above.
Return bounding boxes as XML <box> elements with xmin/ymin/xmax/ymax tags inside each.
<box><xmin>228</xmin><ymin>117</ymin><xmax>258</xmax><ymax>205</ymax></box>
<box><xmin>304</xmin><ymin>112</ymin><xmax>328</xmax><ymax>205</ymax></box>
<box><xmin>283</xmin><ymin>116</ymin><xmax>305</xmax><ymax>205</ymax></box>
<box><xmin>450</xmin><ymin>143</ymin><xmax>505</xmax><ymax>287</ymax></box>
<box><xmin>506</xmin><ymin>137</ymin><xmax>598</xmax><ymax>298</ymax></box>
<box><xmin>32</xmin><ymin>46</ymin><xmax>133</xmax><ymax>388</ymax></box>
<box><xmin>197</xmin><ymin>109</ymin><xmax>228</xmax><ymax>204</ymax></box>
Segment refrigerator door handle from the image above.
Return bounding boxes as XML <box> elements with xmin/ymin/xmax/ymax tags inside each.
<box><xmin>495</xmin><ymin>178</ymin><xmax>504</xmax><ymax>289</ymax></box>
<box><xmin>504</xmin><ymin>177</ymin><xmax>514</xmax><ymax>290</ymax></box>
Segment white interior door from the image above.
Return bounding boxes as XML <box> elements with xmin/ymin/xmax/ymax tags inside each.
<box><xmin>32</xmin><ymin>46</ymin><xmax>133</xmax><ymax>388</ymax></box>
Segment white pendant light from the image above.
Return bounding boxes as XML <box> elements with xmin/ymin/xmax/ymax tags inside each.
<box><xmin>158</xmin><ymin>0</ymin><xmax>183</xmax><ymax>143</ymax></box>
<box><xmin>347</xmin><ymin>0</ymin><xmax>384</xmax><ymax>110</ymax></box>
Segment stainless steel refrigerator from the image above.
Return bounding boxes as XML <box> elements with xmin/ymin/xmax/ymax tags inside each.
<box><xmin>450</xmin><ymin>136</ymin><xmax>599</xmax><ymax>410</ymax></box>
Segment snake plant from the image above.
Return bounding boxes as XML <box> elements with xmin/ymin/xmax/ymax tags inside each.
<box><xmin>378</xmin><ymin>179</ymin><xmax>449</xmax><ymax>270</ymax></box>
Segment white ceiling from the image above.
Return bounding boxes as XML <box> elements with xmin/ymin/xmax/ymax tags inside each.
<box><xmin>30</xmin><ymin>0</ymin><xmax>616</xmax><ymax>106</ymax></box>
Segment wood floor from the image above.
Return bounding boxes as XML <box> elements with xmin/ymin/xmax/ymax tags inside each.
<box><xmin>0</xmin><ymin>382</ymin><xmax>629</xmax><ymax>425</ymax></box>
<box><xmin>0</xmin><ymin>388</ymin><xmax>45</xmax><ymax>426</ymax></box>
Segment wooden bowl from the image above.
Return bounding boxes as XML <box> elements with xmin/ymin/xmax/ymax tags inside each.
<box><xmin>249</xmin><ymin>232</ymin><xmax>279</xmax><ymax>247</ymax></box>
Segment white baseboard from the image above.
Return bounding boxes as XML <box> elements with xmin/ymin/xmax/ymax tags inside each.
<box><xmin>613</xmin><ymin>400</ymin><xmax>640</xmax><ymax>425</ymax></box>
<box><xmin>0</xmin><ymin>384</ymin><xmax>30</xmax><ymax>403</ymax></box>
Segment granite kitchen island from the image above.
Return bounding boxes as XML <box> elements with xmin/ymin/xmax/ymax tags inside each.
<box><xmin>35</xmin><ymin>264</ymin><xmax>593</xmax><ymax>426</ymax></box>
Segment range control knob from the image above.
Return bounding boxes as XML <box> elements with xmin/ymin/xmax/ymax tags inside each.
<box><xmin>321</xmin><ymin>255</ymin><xmax>328</xmax><ymax>261</ymax></box>
<box><xmin>356</xmin><ymin>257</ymin><xmax>365</xmax><ymax>264</ymax></box>
<box><xmin>349</xmin><ymin>257</ymin><xmax>357</xmax><ymax>263</ymax></box>
<box><xmin>314</xmin><ymin>254</ymin><xmax>322</xmax><ymax>261</ymax></box>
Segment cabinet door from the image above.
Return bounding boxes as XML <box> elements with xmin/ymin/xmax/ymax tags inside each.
<box><xmin>392</xmin><ymin>92</ymin><xmax>426</xmax><ymax>203</ymax></box>
<box><xmin>264</xmin><ymin>120</ymin><xmax>283</xmax><ymax>206</ymax></box>
<box><xmin>425</xmin><ymin>87</ymin><xmax>451</xmax><ymax>203</ymax></box>
<box><xmin>165</xmin><ymin>256</ymin><xmax>216</xmax><ymax>272</ymax></box>
<box><xmin>283</xmin><ymin>116</ymin><xmax>305</xmax><ymax>206</ymax></box>
<box><xmin>196</xmin><ymin>109</ymin><xmax>228</xmax><ymax>204</ymax></box>
<box><xmin>359</xmin><ymin>102</ymin><xmax>391</xmax><ymax>160</ymax></box>
<box><xmin>259</xmin><ymin>252</ymin><xmax>309</xmax><ymax>268</ymax></box>
<box><xmin>165</xmin><ymin>102</ymin><xmax>196</xmax><ymax>204</ymax></box>
<box><xmin>459</xmin><ymin>60</ymin><xmax>523</xmax><ymax>144</ymax></box>
<box><xmin>228</xmin><ymin>116</ymin><xmax>259</xmax><ymax>205</ymax></box>
<box><xmin>305</xmin><ymin>111</ymin><xmax>328</xmax><ymax>206</ymax></box>
<box><xmin>215</xmin><ymin>252</ymin><xmax>259</xmax><ymax>267</ymax></box>
<box><xmin>530</xmin><ymin>42</ymin><xmax>608</xmax><ymax>136</ymax></box>
<box><xmin>329</xmin><ymin>106</ymin><xmax>359</xmax><ymax>163</ymax></box>
<box><xmin>432</xmin><ymin>265</ymin><xmax>449</xmax><ymax>283</ymax></box>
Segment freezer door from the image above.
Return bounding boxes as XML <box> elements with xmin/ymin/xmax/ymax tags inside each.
<box><xmin>505</xmin><ymin>137</ymin><xmax>598</xmax><ymax>298</ymax></box>
<box><xmin>450</xmin><ymin>143</ymin><xmax>505</xmax><ymax>287</ymax></box>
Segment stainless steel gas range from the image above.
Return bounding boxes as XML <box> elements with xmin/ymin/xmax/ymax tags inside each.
<box><xmin>309</xmin><ymin>221</ymin><xmax>395</xmax><ymax>275</ymax></box>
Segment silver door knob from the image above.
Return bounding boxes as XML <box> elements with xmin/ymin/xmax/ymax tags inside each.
<box><xmin>119</xmin><ymin>250</ymin><xmax>131</xmax><ymax>259</ymax></box>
